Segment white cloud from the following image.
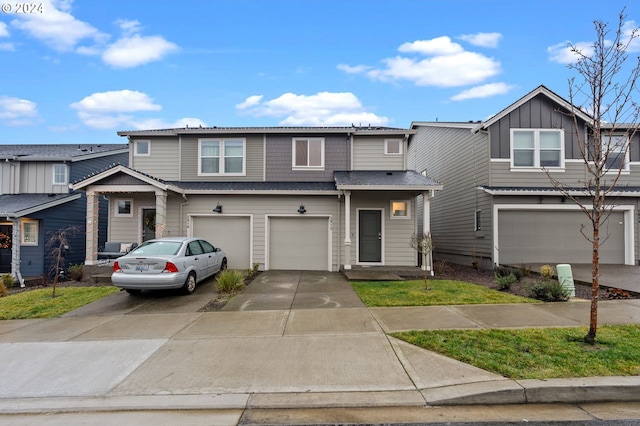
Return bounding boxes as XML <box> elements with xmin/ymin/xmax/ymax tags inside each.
<box><xmin>116</xmin><ymin>19</ymin><xmax>142</xmax><ymax>37</ymax></box>
<box><xmin>70</xmin><ymin>90</ymin><xmax>203</xmax><ymax>130</ymax></box>
<box><xmin>548</xmin><ymin>41</ymin><xmax>594</xmax><ymax>64</ymax></box>
<box><xmin>459</xmin><ymin>32</ymin><xmax>502</xmax><ymax>48</ymax></box>
<box><xmin>236</xmin><ymin>95</ymin><xmax>263</xmax><ymax>110</ymax></box>
<box><xmin>451</xmin><ymin>83</ymin><xmax>514</xmax><ymax>101</ymax></box>
<box><xmin>622</xmin><ymin>20</ymin><xmax>640</xmax><ymax>52</ymax></box>
<box><xmin>0</xmin><ymin>43</ymin><xmax>14</xmax><ymax>51</ymax></box>
<box><xmin>0</xmin><ymin>22</ymin><xmax>9</xmax><ymax>37</ymax></box>
<box><xmin>399</xmin><ymin>36</ymin><xmax>464</xmax><ymax>55</ymax></box>
<box><xmin>236</xmin><ymin>92</ymin><xmax>389</xmax><ymax>126</ymax></box>
<box><xmin>0</xmin><ymin>96</ymin><xmax>39</xmax><ymax>125</ymax></box>
<box><xmin>340</xmin><ymin>35</ymin><xmax>501</xmax><ymax>88</ymax></box>
<box><xmin>102</xmin><ymin>34</ymin><xmax>178</xmax><ymax>68</ymax></box>
<box><xmin>10</xmin><ymin>0</ymin><xmax>107</xmax><ymax>52</ymax></box>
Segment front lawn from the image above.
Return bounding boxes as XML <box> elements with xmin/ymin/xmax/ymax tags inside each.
<box><xmin>392</xmin><ymin>325</ymin><xmax>640</xmax><ymax>379</ymax></box>
<box><xmin>351</xmin><ymin>279</ymin><xmax>537</xmax><ymax>306</ymax></box>
<box><xmin>0</xmin><ymin>286</ymin><xmax>119</xmax><ymax>320</ymax></box>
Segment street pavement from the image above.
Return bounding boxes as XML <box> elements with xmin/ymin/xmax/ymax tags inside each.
<box><xmin>1</xmin><ymin>270</ymin><xmax>640</xmax><ymax>425</ymax></box>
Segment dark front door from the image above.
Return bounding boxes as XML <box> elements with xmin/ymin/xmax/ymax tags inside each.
<box><xmin>142</xmin><ymin>209</ymin><xmax>156</xmax><ymax>242</ymax></box>
<box><xmin>0</xmin><ymin>224</ymin><xmax>12</xmax><ymax>273</ymax></box>
<box><xmin>359</xmin><ymin>210</ymin><xmax>382</xmax><ymax>263</ymax></box>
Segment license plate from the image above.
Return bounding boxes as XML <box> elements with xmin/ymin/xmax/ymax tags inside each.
<box><xmin>135</xmin><ymin>264</ymin><xmax>149</xmax><ymax>272</ymax></box>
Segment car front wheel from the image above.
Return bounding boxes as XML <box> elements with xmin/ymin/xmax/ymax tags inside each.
<box><xmin>182</xmin><ymin>272</ymin><xmax>197</xmax><ymax>295</ymax></box>
<box><xmin>220</xmin><ymin>258</ymin><xmax>228</xmax><ymax>272</ymax></box>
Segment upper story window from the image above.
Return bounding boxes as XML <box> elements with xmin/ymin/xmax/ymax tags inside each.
<box><xmin>602</xmin><ymin>134</ymin><xmax>629</xmax><ymax>171</ymax></box>
<box><xmin>52</xmin><ymin>164</ymin><xmax>68</xmax><ymax>185</ymax></box>
<box><xmin>293</xmin><ymin>138</ymin><xmax>324</xmax><ymax>170</ymax></box>
<box><xmin>134</xmin><ymin>140</ymin><xmax>150</xmax><ymax>156</ymax></box>
<box><xmin>199</xmin><ymin>139</ymin><xmax>246</xmax><ymax>176</ymax></box>
<box><xmin>511</xmin><ymin>129</ymin><xmax>564</xmax><ymax>169</ymax></box>
<box><xmin>385</xmin><ymin>139</ymin><xmax>403</xmax><ymax>155</ymax></box>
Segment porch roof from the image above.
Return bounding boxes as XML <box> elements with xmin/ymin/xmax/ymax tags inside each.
<box><xmin>478</xmin><ymin>185</ymin><xmax>640</xmax><ymax>197</ymax></box>
<box><xmin>334</xmin><ymin>171</ymin><xmax>442</xmax><ymax>191</ymax></box>
<box><xmin>0</xmin><ymin>193</ymin><xmax>82</xmax><ymax>218</ymax></box>
<box><xmin>168</xmin><ymin>181</ymin><xmax>339</xmax><ymax>194</ymax></box>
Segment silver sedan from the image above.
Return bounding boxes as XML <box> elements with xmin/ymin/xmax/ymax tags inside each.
<box><xmin>111</xmin><ymin>237</ymin><xmax>227</xmax><ymax>295</ymax></box>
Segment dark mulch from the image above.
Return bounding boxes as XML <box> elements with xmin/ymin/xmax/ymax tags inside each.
<box><xmin>407</xmin><ymin>262</ymin><xmax>638</xmax><ymax>301</ymax></box>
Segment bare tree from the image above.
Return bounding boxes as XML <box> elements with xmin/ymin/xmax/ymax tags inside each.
<box><xmin>546</xmin><ymin>9</ymin><xmax>640</xmax><ymax>344</ymax></box>
<box><xmin>410</xmin><ymin>233</ymin><xmax>433</xmax><ymax>290</ymax></box>
<box><xmin>45</xmin><ymin>226</ymin><xmax>79</xmax><ymax>298</ymax></box>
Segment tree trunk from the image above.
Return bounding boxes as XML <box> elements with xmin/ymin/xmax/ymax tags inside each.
<box><xmin>585</xmin><ymin>213</ymin><xmax>600</xmax><ymax>344</ymax></box>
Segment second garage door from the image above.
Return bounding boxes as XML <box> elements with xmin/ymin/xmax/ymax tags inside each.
<box><xmin>268</xmin><ymin>217</ymin><xmax>329</xmax><ymax>270</ymax></box>
<box><xmin>498</xmin><ymin>210</ymin><xmax>625</xmax><ymax>265</ymax></box>
<box><xmin>192</xmin><ymin>216</ymin><xmax>251</xmax><ymax>269</ymax></box>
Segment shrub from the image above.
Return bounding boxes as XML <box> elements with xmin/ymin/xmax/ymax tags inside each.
<box><xmin>540</xmin><ymin>264</ymin><xmax>555</xmax><ymax>280</ymax></box>
<box><xmin>216</xmin><ymin>269</ymin><xmax>245</xmax><ymax>294</ymax></box>
<box><xmin>434</xmin><ymin>260</ymin><xmax>447</xmax><ymax>276</ymax></box>
<box><xmin>0</xmin><ymin>281</ymin><xmax>6</xmax><ymax>297</ymax></box>
<box><xmin>245</xmin><ymin>262</ymin><xmax>260</xmax><ymax>279</ymax></box>
<box><xmin>495</xmin><ymin>272</ymin><xmax>517</xmax><ymax>290</ymax></box>
<box><xmin>68</xmin><ymin>264</ymin><xmax>84</xmax><ymax>281</ymax></box>
<box><xmin>1</xmin><ymin>273</ymin><xmax>14</xmax><ymax>289</ymax></box>
<box><xmin>606</xmin><ymin>287</ymin><xmax>631</xmax><ymax>299</ymax></box>
<box><xmin>493</xmin><ymin>265</ymin><xmax>522</xmax><ymax>281</ymax></box>
<box><xmin>527</xmin><ymin>280</ymin><xmax>570</xmax><ymax>302</ymax></box>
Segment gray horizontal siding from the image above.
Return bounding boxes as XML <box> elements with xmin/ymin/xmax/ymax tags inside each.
<box><xmin>409</xmin><ymin>125</ymin><xmax>492</xmax><ymax>262</ymax></box>
<box><xmin>352</xmin><ymin>137</ymin><xmax>404</xmax><ymax>170</ymax></box>
<box><xmin>130</xmin><ymin>137</ymin><xmax>179</xmax><ymax>180</ymax></box>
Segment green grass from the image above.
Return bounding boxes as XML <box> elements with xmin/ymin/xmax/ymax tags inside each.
<box><xmin>392</xmin><ymin>325</ymin><xmax>640</xmax><ymax>379</ymax></box>
<box><xmin>0</xmin><ymin>286</ymin><xmax>120</xmax><ymax>320</ymax></box>
<box><xmin>351</xmin><ymin>279</ymin><xmax>537</xmax><ymax>306</ymax></box>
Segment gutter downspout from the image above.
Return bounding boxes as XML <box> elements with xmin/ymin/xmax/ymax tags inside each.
<box><xmin>179</xmin><ymin>193</ymin><xmax>189</xmax><ymax>236</ymax></box>
<box><xmin>10</xmin><ymin>218</ymin><xmax>24</xmax><ymax>287</ymax></box>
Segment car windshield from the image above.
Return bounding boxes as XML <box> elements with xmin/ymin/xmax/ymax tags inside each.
<box><xmin>129</xmin><ymin>241</ymin><xmax>182</xmax><ymax>256</ymax></box>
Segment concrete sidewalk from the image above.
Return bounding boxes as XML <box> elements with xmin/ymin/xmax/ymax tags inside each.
<box><xmin>1</xmin><ymin>270</ymin><xmax>640</xmax><ymax>424</ymax></box>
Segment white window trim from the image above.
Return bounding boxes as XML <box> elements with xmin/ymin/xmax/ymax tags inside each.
<box><xmin>52</xmin><ymin>164</ymin><xmax>68</xmax><ymax>185</ymax></box>
<box><xmin>21</xmin><ymin>219</ymin><xmax>38</xmax><ymax>246</ymax></box>
<box><xmin>390</xmin><ymin>200</ymin><xmax>411</xmax><ymax>219</ymax></box>
<box><xmin>510</xmin><ymin>128</ymin><xmax>565</xmax><ymax>171</ymax></box>
<box><xmin>115</xmin><ymin>198</ymin><xmax>133</xmax><ymax>217</ymax></box>
<box><xmin>292</xmin><ymin>138</ymin><xmax>325</xmax><ymax>170</ymax></box>
<box><xmin>134</xmin><ymin>140</ymin><xmax>151</xmax><ymax>157</ymax></box>
<box><xmin>198</xmin><ymin>138</ymin><xmax>246</xmax><ymax>176</ymax></box>
<box><xmin>602</xmin><ymin>133</ymin><xmax>630</xmax><ymax>172</ymax></box>
<box><xmin>385</xmin><ymin>139</ymin><xmax>403</xmax><ymax>156</ymax></box>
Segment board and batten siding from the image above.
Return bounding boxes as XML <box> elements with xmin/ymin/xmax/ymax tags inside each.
<box><xmin>19</xmin><ymin>162</ymin><xmax>67</xmax><ymax>194</ymax></box>
<box><xmin>265</xmin><ymin>134</ymin><xmax>348</xmax><ymax>181</ymax></box>
<box><xmin>352</xmin><ymin>137</ymin><xmax>405</xmax><ymax>171</ymax></box>
<box><xmin>129</xmin><ymin>137</ymin><xmax>180</xmax><ymax>180</ymax></box>
<box><xmin>409</xmin><ymin>124</ymin><xmax>492</xmax><ymax>265</ymax></box>
<box><xmin>488</xmin><ymin>94</ymin><xmax>583</xmax><ymax>160</ymax></box>
<box><xmin>179</xmin><ymin>134</ymin><xmax>264</xmax><ymax>181</ymax></box>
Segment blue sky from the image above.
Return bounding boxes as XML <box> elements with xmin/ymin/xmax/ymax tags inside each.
<box><xmin>0</xmin><ymin>0</ymin><xmax>639</xmax><ymax>145</ymax></box>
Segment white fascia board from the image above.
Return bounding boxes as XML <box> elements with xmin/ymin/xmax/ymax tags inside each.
<box><xmin>336</xmin><ymin>184</ymin><xmax>443</xmax><ymax>191</ymax></box>
<box><xmin>478</xmin><ymin>186</ymin><xmax>640</xmax><ymax>197</ymax></box>
<box><xmin>411</xmin><ymin>121</ymin><xmax>478</xmax><ymax>130</ymax></box>
<box><xmin>70</xmin><ymin>148</ymin><xmax>129</xmax><ymax>162</ymax></box>
<box><xmin>180</xmin><ymin>189</ymin><xmax>341</xmax><ymax>196</ymax></box>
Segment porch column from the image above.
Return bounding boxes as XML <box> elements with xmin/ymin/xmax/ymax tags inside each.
<box><xmin>343</xmin><ymin>191</ymin><xmax>352</xmax><ymax>269</ymax></box>
<box><xmin>11</xmin><ymin>218</ymin><xmax>23</xmax><ymax>286</ymax></box>
<box><xmin>85</xmin><ymin>191</ymin><xmax>99</xmax><ymax>265</ymax></box>
<box><xmin>422</xmin><ymin>190</ymin><xmax>433</xmax><ymax>274</ymax></box>
<box><xmin>155</xmin><ymin>190</ymin><xmax>167</xmax><ymax>238</ymax></box>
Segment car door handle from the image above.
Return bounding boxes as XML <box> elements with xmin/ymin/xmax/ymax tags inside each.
<box><xmin>194</xmin><ymin>257</ymin><xmax>199</xmax><ymax>260</ymax></box>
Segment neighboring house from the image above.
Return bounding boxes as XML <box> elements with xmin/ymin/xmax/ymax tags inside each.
<box><xmin>70</xmin><ymin>127</ymin><xmax>442</xmax><ymax>272</ymax></box>
<box><xmin>0</xmin><ymin>144</ymin><xmax>129</xmax><ymax>282</ymax></box>
<box><xmin>409</xmin><ymin>85</ymin><xmax>638</xmax><ymax>269</ymax></box>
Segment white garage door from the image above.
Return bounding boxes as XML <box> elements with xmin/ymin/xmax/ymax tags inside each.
<box><xmin>192</xmin><ymin>216</ymin><xmax>250</xmax><ymax>269</ymax></box>
<box><xmin>498</xmin><ymin>210</ymin><xmax>625</xmax><ymax>265</ymax></box>
<box><xmin>269</xmin><ymin>217</ymin><xmax>329</xmax><ymax>270</ymax></box>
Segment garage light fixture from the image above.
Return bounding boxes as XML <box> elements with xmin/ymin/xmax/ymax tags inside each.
<box><xmin>213</xmin><ymin>203</ymin><xmax>223</xmax><ymax>214</ymax></box>
<box><xmin>297</xmin><ymin>204</ymin><xmax>307</xmax><ymax>214</ymax></box>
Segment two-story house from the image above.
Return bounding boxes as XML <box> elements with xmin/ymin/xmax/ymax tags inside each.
<box><xmin>0</xmin><ymin>144</ymin><xmax>129</xmax><ymax>283</ymax></box>
<box><xmin>409</xmin><ymin>85</ymin><xmax>638</xmax><ymax>269</ymax></box>
<box><xmin>70</xmin><ymin>127</ymin><xmax>442</xmax><ymax>273</ymax></box>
